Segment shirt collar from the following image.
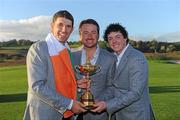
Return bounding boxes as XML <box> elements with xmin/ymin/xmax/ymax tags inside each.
<box><xmin>81</xmin><ymin>45</ymin><xmax>100</xmax><ymax>65</ymax></box>
<box><xmin>115</xmin><ymin>43</ymin><xmax>129</xmax><ymax>66</ymax></box>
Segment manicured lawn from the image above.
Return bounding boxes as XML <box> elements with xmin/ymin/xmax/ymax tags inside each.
<box><xmin>0</xmin><ymin>60</ymin><xmax>180</xmax><ymax>120</ymax></box>
<box><xmin>0</xmin><ymin>65</ymin><xmax>27</xmax><ymax>94</ymax></box>
<box><xmin>0</xmin><ymin>65</ymin><xmax>27</xmax><ymax>120</ymax></box>
<box><xmin>148</xmin><ymin>60</ymin><xmax>180</xmax><ymax>120</ymax></box>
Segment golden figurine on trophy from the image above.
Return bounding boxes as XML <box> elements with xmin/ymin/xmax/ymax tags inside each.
<box><xmin>75</xmin><ymin>58</ymin><xmax>101</xmax><ymax>110</ymax></box>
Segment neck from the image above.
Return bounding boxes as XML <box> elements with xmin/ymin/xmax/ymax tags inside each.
<box><xmin>84</xmin><ymin>46</ymin><xmax>97</xmax><ymax>60</ymax></box>
<box><xmin>58</xmin><ymin>40</ymin><xmax>65</xmax><ymax>45</ymax></box>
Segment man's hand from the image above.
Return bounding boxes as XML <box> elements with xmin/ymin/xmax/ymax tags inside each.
<box><xmin>77</xmin><ymin>77</ymin><xmax>90</xmax><ymax>89</ymax></box>
<box><xmin>91</xmin><ymin>101</ymin><xmax>107</xmax><ymax>113</ymax></box>
<box><xmin>71</xmin><ymin>100</ymin><xmax>87</xmax><ymax>114</ymax></box>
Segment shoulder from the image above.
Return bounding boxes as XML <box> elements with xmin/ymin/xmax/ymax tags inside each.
<box><xmin>29</xmin><ymin>41</ymin><xmax>48</xmax><ymax>52</ymax></box>
<box><xmin>30</xmin><ymin>41</ymin><xmax>47</xmax><ymax>49</ymax></box>
<box><xmin>127</xmin><ymin>45</ymin><xmax>145</xmax><ymax>59</ymax></box>
<box><xmin>100</xmin><ymin>48</ymin><xmax>116</xmax><ymax>61</ymax></box>
<box><xmin>27</xmin><ymin>41</ymin><xmax>49</xmax><ymax>58</ymax></box>
<box><xmin>100</xmin><ymin>48</ymin><xmax>115</xmax><ymax>57</ymax></box>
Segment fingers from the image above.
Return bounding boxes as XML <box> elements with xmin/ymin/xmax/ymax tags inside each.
<box><xmin>91</xmin><ymin>103</ymin><xmax>102</xmax><ymax>112</ymax></box>
<box><xmin>76</xmin><ymin>101</ymin><xmax>86</xmax><ymax>113</ymax></box>
<box><xmin>91</xmin><ymin>101</ymin><xmax>107</xmax><ymax>113</ymax></box>
<box><xmin>79</xmin><ymin>101</ymin><xmax>85</xmax><ymax>107</ymax></box>
<box><xmin>71</xmin><ymin>101</ymin><xmax>87</xmax><ymax>114</ymax></box>
<box><xmin>78</xmin><ymin>102</ymin><xmax>87</xmax><ymax>112</ymax></box>
<box><xmin>91</xmin><ymin>106</ymin><xmax>101</xmax><ymax>113</ymax></box>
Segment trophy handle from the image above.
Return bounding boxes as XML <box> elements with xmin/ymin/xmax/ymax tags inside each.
<box><xmin>74</xmin><ymin>65</ymin><xmax>81</xmax><ymax>74</ymax></box>
<box><xmin>74</xmin><ymin>65</ymin><xmax>87</xmax><ymax>76</ymax></box>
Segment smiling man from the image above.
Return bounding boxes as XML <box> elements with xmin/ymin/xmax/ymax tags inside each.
<box><xmin>92</xmin><ymin>23</ymin><xmax>155</xmax><ymax>120</ymax></box>
<box><xmin>23</xmin><ymin>10</ymin><xmax>86</xmax><ymax>120</ymax></box>
<box><xmin>72</xmin><ymin>19</ymin><xmax>116</xmax><ymax>120</ymax></box>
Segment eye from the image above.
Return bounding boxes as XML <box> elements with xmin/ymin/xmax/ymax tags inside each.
<box><xmin>116</xmin><ymin>35</ymin><xmax>121</xmax><ymax>39</ymax></box>
<box><xmin>108</xmin><ymin>37</ymin><xmax>112</xmax><ymax>41</ymax></box>
<box><xmin>92</xmin><ymin>31</ymin><xmax>97</xmax><ymax>35</ymax></box>
<box><xmin>83</xmin><ymin>31</ymin><xmax>89</xmax><ymax>35</ymax></box>
<box><xmin>66</xmin><ymin>25</ymin><xmax>72</xmax><ymax>28</ymax></box>
<box><xmin>58</xmin><ymin>23</ymin><xmax>63</xmax><ymax>27</ymax></box>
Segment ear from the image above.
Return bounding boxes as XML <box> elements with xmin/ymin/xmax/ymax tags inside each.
<box><xmin>124</xmin><ymin>38</ymin><xmax>127</xmax><ymax>41</ymax></box>
<box><xmin>79</xmin><ymin>36</ymin><xmax>82</xmax><ymax>42</ymax></box>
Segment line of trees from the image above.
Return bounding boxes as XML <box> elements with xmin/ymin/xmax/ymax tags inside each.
<box><xmin>97</xmin><ymin>39</ymin><xmax>180</xmax><ymax>53</ymax></box>
<box><xmin>0</xmin><ymin>39</ymin><xmax>180</xmax><ymax>53</ymax></box>
<box><xmin>129</xmin><ymin>39</ymin><xmax>180</xmax><ymax>53</ymax></box>
<box><xmin>0</xmin><ymin>39</ymin><xmax>34</xmax><ymax>47</ymax></box>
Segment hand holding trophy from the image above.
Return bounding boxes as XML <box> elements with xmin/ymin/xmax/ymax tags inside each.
<box><xmin>75</xmin><ymin>58</ymin><xmax>101</xmax><ymax>110</ymax></box>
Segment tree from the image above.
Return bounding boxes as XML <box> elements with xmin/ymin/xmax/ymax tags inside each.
<box><xmin>159</xmin><ymin>45</ymin><xmax>166</xmax><ymax>53</ymax></box>
<box><xmin>98</xmin><ymin>40</ymin><xmax>107</xmax><ymax>49</ymax></box>
<box><xmin>150</xmin><ymin>39</ymin><xmax>159</xmax><ymax>53</ymax></box>
<box><xmin>166</xmin><ymin>44</ymin><xmax>176</xmax><ymax>52</ymax></box>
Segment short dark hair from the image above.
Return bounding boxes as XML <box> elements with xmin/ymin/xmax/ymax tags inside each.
<box><xmin>79</xmin><ymin>19</ymin><xmax>100</xmax><ymax>35</ymax></box>
<box><xmin>52</xmin><ymin>10</ymin><xmax>74</xmax><ymax>26</ymax></box>
<box><xmin>103</xmin><ymin>23</ymin><xmax>129</xmax><ymax>43</ymax></box>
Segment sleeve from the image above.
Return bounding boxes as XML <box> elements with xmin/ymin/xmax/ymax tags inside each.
<box><xmin>106</xmin><ymin>55</ymin><xmax>148</xmax><ymax>114</ymax></box>
<box><xmin>26</xmin><ymin>43</ymin><xmax>72</xmax><ymax>114</ymax></box>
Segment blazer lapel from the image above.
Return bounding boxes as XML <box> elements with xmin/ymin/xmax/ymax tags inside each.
<box><xmin>77</xmin><ymin>51</ymin><xmax>82</xmax><ymax>65</ymax></box>
<box><xmin>114</xmin><ymin>45</ymin><xmax>132</xmax><ymax>80</ymax></box>
<box><xmin>114</xmin><ymin>55</ymin><xmax>127</xmax><ymax>80</ymax></box>
<box><xmin>95</xmin><ymin>48</ymin><xmax>102</xmax><ymax>65</ymax></box>
<box><xmin>74</xmin><ymin>51</ymin><xmax>83</xmax><ymax>79</ymax></box>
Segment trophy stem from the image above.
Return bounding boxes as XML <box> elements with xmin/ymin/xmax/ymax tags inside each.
<box><xmin>85</xmin><ymin>73</ymin><xmax>90</xmax><ymax>91</ymax></box>
<box><xmin>74</xmin><ymin>57</ymin><xmax>101</xmax><ymax>110</ymax></box>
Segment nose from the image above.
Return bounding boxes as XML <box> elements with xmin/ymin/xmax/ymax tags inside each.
<box><xmin>61</xmin><ymin>25</ymin><xmax>66</xmax><ymax>32</ymax></box>
<box><xmin>87</xmin><ymin>33</ymin><xmax>93</xmax><ymax>38</ymax></box>
<box><xmin>111</xmin><ymin>37</ymin><xmax>117</xmax><ymax>43</ymax></box>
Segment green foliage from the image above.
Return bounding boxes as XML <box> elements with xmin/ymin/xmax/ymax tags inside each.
<box><xmin>0</xmin><ymin>39</ymin><xmax>34</xmax><ymax>47</ymax></box>
<box><xmin>98</xmin><ymin>40</ymin><xmax>107</xmax><ymax>49</ymax></box>
<box><xmin>1</xmin><ymin>39</ymin><xmax>180</xmax><ymax>53</ymax></box>
<box><xmin>145</xmin><ymin>51</ymin><xmax>180</xmax><ymax>60</ymax></box>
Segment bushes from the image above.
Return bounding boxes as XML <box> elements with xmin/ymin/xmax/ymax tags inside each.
<box><xmin>145</xmin><ymin>51</ymin><xmax>180</xmax><ymax>60</ymax></box>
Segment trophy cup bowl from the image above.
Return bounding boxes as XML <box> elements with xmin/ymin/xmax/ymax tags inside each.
<box><xmin>75</xmin><ymin>59</ymin><xmax>101</xmax><ymax>110</ymax></box>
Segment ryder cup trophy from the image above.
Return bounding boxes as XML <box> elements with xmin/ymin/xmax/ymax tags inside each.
<box><xmin>75</xmin><ymin>58</ymin><xmax>101</xmax><ymax>110</ymax></box>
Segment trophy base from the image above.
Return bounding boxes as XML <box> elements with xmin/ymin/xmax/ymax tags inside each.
<box><xmin>81</xmin><ymin>101</ymin><xmax>95</xmax><ymax>110</ymax></box>
<box><xmin>80</xmin><ymin>90</ymin><xmax>95</xmax><ymax>110</ymax></box>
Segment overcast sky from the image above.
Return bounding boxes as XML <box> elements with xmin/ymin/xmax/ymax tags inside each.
<box><xmin>0</xmin><ymin>0</ymin><xmax>180</xmax><ymax>42</ymax></box>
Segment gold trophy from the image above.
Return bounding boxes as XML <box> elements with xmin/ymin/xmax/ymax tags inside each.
<box><xmin>75</xmin><ymin>58</ymin><xmax>101</xmax><ymax>110</ymax></box>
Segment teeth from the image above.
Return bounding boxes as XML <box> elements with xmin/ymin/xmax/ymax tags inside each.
<box><xmin>59</xmin><ymin>32</ymin><xmax>66</xmax><ymax>36</ymax></box>
<box><xmin>60</xmin><ymin>34</ymin><xmax>65</xmax><ymax>36</ymax></box>
<box><xmin>113</xmin><ymin>45</ymin><xmax>119</xmax><ymax>48</ymax></box>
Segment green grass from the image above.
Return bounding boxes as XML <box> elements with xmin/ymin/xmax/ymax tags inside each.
<box><xmin>0</xmin><ymin>66</ymin><xmax>27</xmax><ymax>94</ymax></box>
<box><xmin>0</xmin><ymin>61</ymin><xmax>180</xmax><ymax>120</ymax></box>
<box><xmin>0</xmin><ymin>102</ymin><xmax>26</xmax><ymax>120</ymax></box>
<box><xmin>0</xmin><ymin>65</ymin><xmax>27</xmax><ymax>120</ymax></box>
<box><xmin>148</xmin><ymin>60</ymin><xmax>180</xmax><ymax>120</ymax></box>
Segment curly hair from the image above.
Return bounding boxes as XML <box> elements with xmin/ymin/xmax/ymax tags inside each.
<box><xmin>103</xmin><ymin>23</ymin><xmax>129</xmax><ymax>43</ymax></box>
